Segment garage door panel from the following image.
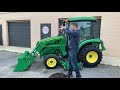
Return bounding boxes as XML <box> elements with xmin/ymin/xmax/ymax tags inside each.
<box><xmin>0</xmin><ymin>25</ymin><xmax>2</xmax><ymax>45</ymax></box>
<box><xmin>10</xmin><ymin>41</ymin><xmax>30</xmax><ymax>45</ymax></box>
<box><xmin>9</xmin><ymin>30</ymin><xmax>29</xmax><ymax>34</ymax></box>
<box><xmin>9</xmin><ymin>28</ymin><xmax>30</xmax><ymax>30</ymax></box>
<box><xmin>10</xmin><ymin>39</ymin><xmax>29</xmax><ymax>42</ymax></box>
<box><xmin>9</xmin><ymin>32</ymin><xmax>30</xmax><ymax>37</ymax></box>
<box><xmin>10</xmin><ymin>42</ymin><xmax>30</xmax><ymax>45</ymax></box>
<box><xmin>10</xmin><ymin>41</ymin><xmax>30</xmax><ymax>43</ymax></box>
<box><xmin>8</xmin><ymin>21</ymin><xmax>31</xmax><ymax>47</ymax></box>
<box><xmin>9</xmin><ymin>22</ymin><xmax>30</xmax><ymax>30</ymax></box>
<box><xmin>9</xmin><ymin>34</ymin><xmax>30</xmax><ymax>37</ymax></box>
<box><xmin>9</xmin><ymin>36</ymin><xmax>30</xmax><ymax>39</ymax></box>
<box><xmin>10</xmin><ymin>40</ymin><xmax>30</xmax><ymax>43</ymax></box>
<box><xmin>9</xmin><ymin>29</ymin><xmax>30</xmax><ymax>32</ymax></box>
<box><xmin>9</xmin><ymin>43</ymin><xmax>29</xmax><ymax>47</ymax></box>
<box><xmin>9</xmin><ymin>33</ymin><xmax>30</xmax><ymax>36</ymax></box>
<box><xmin>9</xmin><ymin>38</ymin><xmax>30</xmax><ymax>41</ymax></box>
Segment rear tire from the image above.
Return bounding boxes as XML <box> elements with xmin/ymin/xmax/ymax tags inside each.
<box><xmin>44</xmin><ymin>54</ymin><xmax>59</xmax><ymax>69</ymax></box>
<box><xmin>79</xmin><ymin>45</ymin><xmax>102</xmax><ymax>67</ymax></box>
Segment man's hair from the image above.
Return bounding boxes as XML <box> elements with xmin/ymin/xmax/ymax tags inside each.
<box><xmin>71</xmin><ymin>23</ymin><xmax>78</xmax><ymax>28</ymax></box>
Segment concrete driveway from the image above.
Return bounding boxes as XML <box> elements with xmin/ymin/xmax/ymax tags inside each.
<box><xmin>0</xmin><ymin>50</ymin><xmax>120</xmax><ymax>78</ymax></box>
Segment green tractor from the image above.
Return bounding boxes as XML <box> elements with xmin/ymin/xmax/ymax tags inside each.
<box><xmin>14</xmin><ymin>16</ymin><xmax>106</xmax><ymax>72</ymax></box>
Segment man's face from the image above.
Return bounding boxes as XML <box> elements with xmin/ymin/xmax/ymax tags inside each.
<box><xmin>70</xmin><ymin>25</ymin><xmax>77</xmax><ymax>30</ymax></box>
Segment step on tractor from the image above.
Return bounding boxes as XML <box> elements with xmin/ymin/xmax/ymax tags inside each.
<box><xmin>14</xmin><ymin>16</ymin><xmax>106</xmax><ymax>72</ymax></box>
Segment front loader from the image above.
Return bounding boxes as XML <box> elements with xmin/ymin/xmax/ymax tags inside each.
<box><xmin>14</xmin><ymin>16</ymin><xmax>106</xmax><ymax>72</ymax></box>
<box><xmin>14</xmin><ymin>36</ymin><xmax>75</xmax><ymax>72</ymax></box>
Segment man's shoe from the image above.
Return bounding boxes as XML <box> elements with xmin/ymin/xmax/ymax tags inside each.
<box><xmin>67</xmin><ymin>74</ymin><xmax>73</xmax><ymax>78</ymax></box>
<box><xmin>76</xmin><ymin>75</ymin><xmax>81</xmax><ymax>78</ymax></box>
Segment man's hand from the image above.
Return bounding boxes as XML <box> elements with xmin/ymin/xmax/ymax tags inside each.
<box><xmin>59</xmin><ymin>25</ymin><xmax>65</xmax><ymax>32</ymax></box>
<box><xmin>59</xmin><ymin>25</ymin><xmax>66</xmax><ymax>32</ymax></box>
<box><xmin>59</xmin><ymin>25</ymin><xmax>66</xmax><ymax>29</ymax></box>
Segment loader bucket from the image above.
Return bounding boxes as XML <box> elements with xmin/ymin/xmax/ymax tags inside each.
<box><xmin>14</xmin><ymin>51</ymin><xmax>36</xmax><ymax>72</ymax></box>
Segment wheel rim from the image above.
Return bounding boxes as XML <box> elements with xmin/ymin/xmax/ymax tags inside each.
<box><xmin>46</xmin><ymin>58</ymin><xmax>57</xmax><ymax>67</ymax></box>
<box><xmin>86</xmin><ymin>51</ymin><xmax>98</xmax><ymax>63</ymax></box>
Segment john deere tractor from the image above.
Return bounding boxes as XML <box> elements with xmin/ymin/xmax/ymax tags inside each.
<box><xmin>14</xmin><ymin>16</ymin><xmax>106</xmax><ymax>72</ymax></box>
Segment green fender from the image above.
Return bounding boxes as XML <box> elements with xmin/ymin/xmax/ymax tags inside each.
<box><xmin>78</xmin><ymin>38</ymin><xmax>106</xmax><ymax>51</ymax></box>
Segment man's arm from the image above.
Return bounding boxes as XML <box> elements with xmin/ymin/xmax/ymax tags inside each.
<box><xmin>63</xmin><ymin>28</ymin><xmax>79</xmax><ymax>37</ymax></box>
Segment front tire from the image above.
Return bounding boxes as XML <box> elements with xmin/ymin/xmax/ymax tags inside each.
<box><xmin>79</xmin><ymin>45</ymin><xmax>102</xmax><ymax>67</ymax></box>
<box><xmin>44</xmin><ymin>54</ymin><xmax>59</xmax><ymax>69</ymax></box>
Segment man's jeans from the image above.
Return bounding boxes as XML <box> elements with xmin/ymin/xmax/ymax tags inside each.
<box><xmin>68</xmin><ymin>49</ymin><xmax>81</xmax><ymax>77</ymax></box>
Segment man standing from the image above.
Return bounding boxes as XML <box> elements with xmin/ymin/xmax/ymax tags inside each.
<box><xmin>60</xmin><ymin>22</ymin><xmax>81</xmax><ymax>78</ymax></box>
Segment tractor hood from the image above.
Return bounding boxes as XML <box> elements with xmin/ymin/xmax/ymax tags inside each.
<box><xmin>40</xmin><ymin>36</ymin><xmax>65</xmax><ymax>42</ymax></box>
<box><xmin>39</xmin><ymin>36</ymin><xmax>66</xmax><ymax>45</ymax></box>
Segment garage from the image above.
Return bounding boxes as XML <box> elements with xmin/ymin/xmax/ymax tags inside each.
<box><xmin>8</xmin><ymin>21</ymin><xmax>31</xmax><ymax>47</ymax></box>
<box><xmin>0</xmin><ymin>25</ymin><xmax>3</xmax><ymax>45</ymax></box>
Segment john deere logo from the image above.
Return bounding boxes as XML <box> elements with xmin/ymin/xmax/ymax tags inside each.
<box><xmin>42</xmin><ymin>26</ymin><xmax>49</xmax><ymax>34</ymax></box>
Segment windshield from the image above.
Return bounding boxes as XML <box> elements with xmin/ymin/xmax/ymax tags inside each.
<box><xmin>68</xmin><ymin>21</ymin><xmax>92</xmax><ymax>40</ymax></box>
<box><xmin>68</xmin><ymin>21</ymin><xmax>91</xmax><ymax>30</ymax></box>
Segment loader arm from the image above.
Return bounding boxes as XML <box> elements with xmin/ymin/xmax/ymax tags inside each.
<box><xmin>14</xmin><ymin>36</ymin><xmax>67</xmax><ymax>72</ymax></box>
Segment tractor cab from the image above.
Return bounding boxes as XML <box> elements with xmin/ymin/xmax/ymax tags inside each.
<box><xmin>60</xmin><ymin>16</ymin><xmax>100</xmax><ymax>49</ymax></box>
<box><xmin>61</xmin><ymin>17</ymin><xmax>98</xmax><ymax>40</ymax></box>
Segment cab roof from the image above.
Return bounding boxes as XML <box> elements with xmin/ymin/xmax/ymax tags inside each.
<box><xmin>67</xmin><ymin>16</ymin><xmax>97</xmax><ymax>21</ymax></box>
